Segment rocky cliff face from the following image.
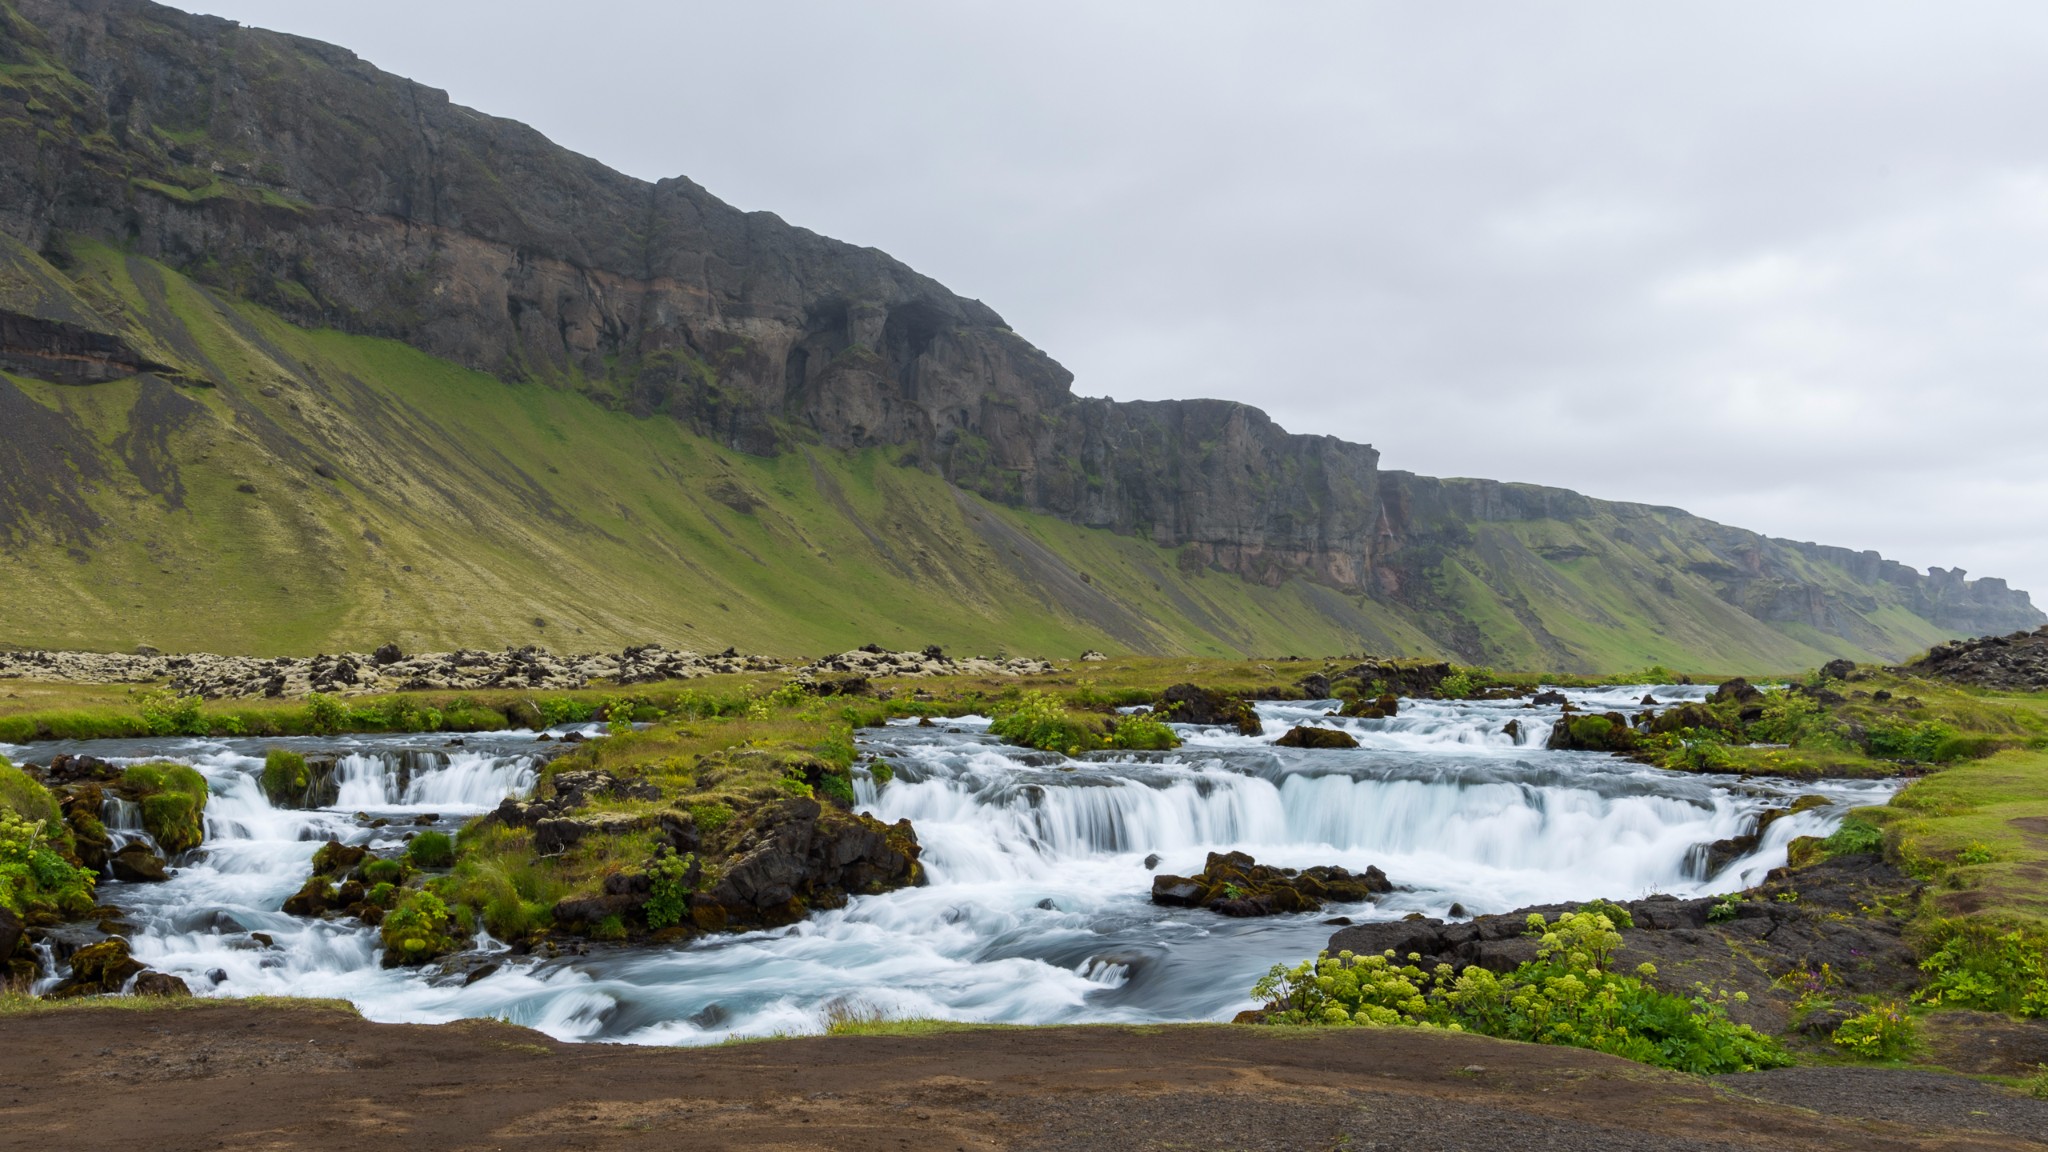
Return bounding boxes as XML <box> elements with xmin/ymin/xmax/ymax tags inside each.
<box><xmin>0</xmin><ymin>0</ymin><xmax>2037</xmax><ymax>661</ymax></box>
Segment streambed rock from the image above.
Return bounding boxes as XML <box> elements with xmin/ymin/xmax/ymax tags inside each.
<box><xmin>1151</xmin><ymin>851</ymin><xmax>1390</xmax><ymax>917</ymax></box>
<box><xmin>1273</xmin><ymin>726</ymin><xmax>1360</xmax><ymax>749</ymax></box>
<box><xmin>1696</xmin><ymin>794</ymin><xmax>1833</xmax><ymax>878</ymax></box>
<box><xmin>1158</xmin><ymin>684</ymin><xmax>1264</xmax><ymax>736</ymax></box>
<box><xmin>46</xmin><ymin>937</ymin><xmax>145</xmax><ymax>998</ymax></box>
<box><xmin>108</xmin><ymin>843</ymin><xmax>169</xmax><ymax>883</ymax></box>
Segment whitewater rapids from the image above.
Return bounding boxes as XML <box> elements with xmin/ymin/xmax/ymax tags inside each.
<box><xmin>3</xmin><ymin>687</ymin><xmax>1895</xmax><ymax>1044</ymax></box>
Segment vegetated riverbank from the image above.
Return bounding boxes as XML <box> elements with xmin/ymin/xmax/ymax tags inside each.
<box><xmin>2</xmin><ymin>648</ymin><xmax>2047</xmax><ymax>1094</ymax></box>
<box><xmin>2</xmin><ymin>1000</ymin><xmax>2043</xmax><ymax>1152</ymax></box>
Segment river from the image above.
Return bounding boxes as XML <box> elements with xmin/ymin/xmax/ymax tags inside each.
<box><xmin>2</xmin><ymin>684</ymin><xmax>1895</xmax><ymax>1044</ymax></box>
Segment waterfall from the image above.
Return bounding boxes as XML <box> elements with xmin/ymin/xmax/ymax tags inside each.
<box><xmin>33</xmin><ymin>691</ymin><xmax>1894</xmax><ymax>1047</ymax></box>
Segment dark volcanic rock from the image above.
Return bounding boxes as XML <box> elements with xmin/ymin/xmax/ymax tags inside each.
<box><xmin>1159</xmin><ymin>684</ymin><xmax>1264</xmax><ymax>736</ymax></box>
<box><xmin>108</xmin><ymin>842</ymin><xmax>169</xmax><ymax>883</ymax></box>
<box><xmin>131</xmin><ymin>970</ymin><xmax>191</xmax><ymax>997</ymax></box>
<box><xmin>1274</xmin><ymin>726</ymin><xmax>1360</xmax><ymax>749</ymax></box>
<box><xmin>1708</xmin><ymin>678</ymin><xmax>1765</xmax><ymax>706</ymax></box>
<box><xmin>1545</xmin><ymin>711</ymin><xmax>1639</xmax><ymax>752</ymax></box>
<box><xmin>1911</xmin><ymin>625</ymin><xmax>2048</xmax><ymax>691</ymax></box>
<box><xmin>1340</xmin><ymin>692</ymin><xmax>1401</xmax><ymax>720</ymax></box>
<box><xmin>682</xmin><ymin>798</ymin><xmax>924</xmax><ymax>933</ymax></box>
<box><xmin>1150</xmin><ymin>851</ymin><xmax>1390</xmax><ymax>917</ymax></box>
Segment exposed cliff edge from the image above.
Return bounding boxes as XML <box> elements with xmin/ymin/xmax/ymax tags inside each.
<box><xmin>0</xmin><ymin>0</ymin><xmax>2036</xmax><ymax>663</ymax></box>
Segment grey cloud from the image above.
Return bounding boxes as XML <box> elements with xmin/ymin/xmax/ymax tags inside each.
<box><xmin>185</xmin><ymin>0</ymin><xmax>2048</xmax><ymax>599</ymax></box>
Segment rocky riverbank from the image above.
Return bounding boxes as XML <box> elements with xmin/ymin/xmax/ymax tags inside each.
<box><xmin>1323</xmin><ymin>853</ymin><xmax>1961</xmax><ymax>1057</ymax></box>
<box><xmin>0</xmin><ymin>644</ymin><xmax>1060</xmax><ymax>700</ymax></box>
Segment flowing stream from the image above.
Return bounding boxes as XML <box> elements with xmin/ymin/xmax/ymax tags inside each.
<box><xmin>3</xmin><ymin>687</ymin><xmax>1896</xmax><ymax>1043</ymax></box>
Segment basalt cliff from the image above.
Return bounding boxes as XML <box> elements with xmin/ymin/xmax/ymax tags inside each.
<box><xmin>0</xmin><ymin>0</ymin><xmax>2037</xmax><ymax>666</ymax></box>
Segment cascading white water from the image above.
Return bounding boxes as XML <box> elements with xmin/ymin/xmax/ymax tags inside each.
<box><xmin>15</xmin><ymin>689</ymin><xmax>1898</xmax><ymax>1046</ymax></box>
<box><xmin>331</xmin><ymin>749</ymin><xmax>537</xmax><ymax>812</ymax></box>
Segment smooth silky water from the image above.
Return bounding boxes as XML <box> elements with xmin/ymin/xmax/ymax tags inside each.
<box><xmin>2</xmin><ymin>688</ymin><xmax>1897</xmax><ymax>1043</ymax></box>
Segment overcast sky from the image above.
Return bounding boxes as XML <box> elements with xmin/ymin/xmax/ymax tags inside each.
<box><xmin>182</xmin><ymin>2</ymin><xmax>2048</xmax><ymax>603</ymax></box>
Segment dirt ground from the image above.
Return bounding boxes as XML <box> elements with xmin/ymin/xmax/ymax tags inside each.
<box><xmin>1</xmin><ymin>1004</ymin><xmax>2044</xmax><ymax>1151</ymax></box>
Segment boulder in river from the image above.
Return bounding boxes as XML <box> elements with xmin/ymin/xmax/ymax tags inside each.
<box><xmin>1158</xmin><ymin>684</ymin><xmax>1264</xmax><ymax>736</ymax></box>
<box><xmin>47</xmin><ymin>937</ymin><xmax>145</xmax><ymax>998</ymax></box>
<box><xmin>1150</xmin><ymin>851</ymin><xmax>1390</xmax><ymax>917</ymax></box>
<box><xmin>108</xmin><ymin>843</ymin><xmax>169</xmax><ymax>883</ymax></box>
<box><xmin>131</xmin><ymin>971</ymin><xmax>191</xmax><ymax>997</ymax></box>
<box><xmin>1340</xmin><ymin>692</ymin><xmax>1400</xmax><ymax>720</ymax></box>
<box><xmin>1274</xmin><ymin>726</ymin><xmax>1360</xmax><ymax>749</ymax></box>
<box><xmin>1545</xmin><ymin>711</ymin><xmax>1639</xmax><ymax>752</ymax></box>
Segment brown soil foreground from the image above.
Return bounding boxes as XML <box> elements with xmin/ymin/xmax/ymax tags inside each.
<box><xmin>2</xmin><ymin>1004</ymin><xmax>2045</xmax><ymax>1151</ymax></box>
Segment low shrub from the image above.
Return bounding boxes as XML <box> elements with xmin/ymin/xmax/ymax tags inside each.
<box><xmin>379</xmin><ymin>889</ymin><xmax>459</xmax><ymax>963</ymax></box>
<box><xmin>137</xmin><ymin>688</ymin><xmax>206</xmax><ymax>737</ymax></box>
<box><xmin>1249</xmin><ymin>909</ymin><xmax>1790</xmax><ymax>1074</ymax></box>
<box><xmin>1831</xmin><ymin>1002</ymin><xmax>1917</xmax><ymax>1060</ymax></box>
<box><xmin>1750</xmin><ymin>692</ymin><xmax>1849</xmax><ymax>750</ymax></box>
<box><xmin>645</xmin><ymin>847</ymin><xmax>695</xmax><ymax>930</ymax></box>
<box><xmin>0</xmin><ymin>760</ymin><xmax>95</xmax><ymax>920</ymax></box>
<box><xmin>361</xmin><ymin>857</ymin><xmax>408</xmax><ymax>886</ymax></box>
<box><xmin>1914</xmin><ymin>920</ymin><xmax>2048</xmax><ymax>1017</ymax></box>
<box><xmin>688</xmin><ymin>802</ymin><xmax>735</xmax><ymax>834</ymax></box>
<box><xmin>304</xmin><ymin>692</ymin><xmax>347</xmax><ymax>736</ymax></box>
<box><xmin>1821</xmin><ymin>817</ymin><xmax>1885</xmax><ymax>858</ymax></box>
<box><xmin>1866</xmin><ymin>719</ymin><xmax>1960</xmax><ymax>762</ymax></box>
<box><xmin>405</xmin><ymin>831</ymin><xmax>456</xmax><ymax>869</ymax></box>
<box><xmin>990</xmin><ymin>692</ymin><xmax>1104</xmax><ymax>755</ymax></box>
<box><xmin>538</xmin><ymin>697</ymin><xmax>598</xmax><ymax>728</ymax></box>
<box><xmin>1107</xmin><ymin>713</ymin><xmax>1180</xmax><ymax>751</ymax></box>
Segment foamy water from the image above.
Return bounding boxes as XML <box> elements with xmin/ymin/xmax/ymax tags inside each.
<box><xmin>4</xmin><ymin>689</ymin><xmax>1892</xmax><ymax>1043</ymax></box>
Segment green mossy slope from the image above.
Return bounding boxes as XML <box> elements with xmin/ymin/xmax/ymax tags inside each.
<box><xmin>0</xmin><ymin>239</ymin><xmax>2017</xmax><ymax>668</ymax></box>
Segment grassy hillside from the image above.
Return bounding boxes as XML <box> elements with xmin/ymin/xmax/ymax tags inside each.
<box><xmin>0</xmin><ymin>238</ymin><xmax>2007</xmax><ymax>668</ymax></box>
<box><xmin>0</xmin><ymin>239</ymin><xmax>1447</xmax><ymax>660</ymax></box>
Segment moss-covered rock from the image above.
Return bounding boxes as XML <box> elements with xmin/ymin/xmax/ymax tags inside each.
<box><xmin>1340</xmin><ymin>692</ymin><xmax>1400</xmax><ymax>720</ymax></box>
<box><xmin>1159</xmin><ymin>684</ymin><xmax>1264</xmax><ymax>736</ymax></box>
<box><xmin>1547</xmin><ymin>711</ymin><xmax>1641</xmax><ymax>752</ymax></box>
<box><xmin>1151</xmin><ymin>850</ymin><xmax>1390</xmax><ymax>917</ymax></box>
<box><xmin>47</xmin><ymin>937</ymin><xmax>145</xmax><ymax>998</ymax></box>
<box><xmin>282</xmin><ymin>840</ymin><xmax>412</xmax><ymax>921</ymax></box>
<box><xmin>0</xmin><ymin>757</ymin><xmax>97</xmax><ymax>922</ymax></box>
<box><xmin>118</xmin><ymin>762</ymin><xmax>208</xmax><ymax>853</ymax></box>
<box><xmin>1274</xmin><ymin>726</ymin><xmax>1361</xmax><ymax>749</ymax></box>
